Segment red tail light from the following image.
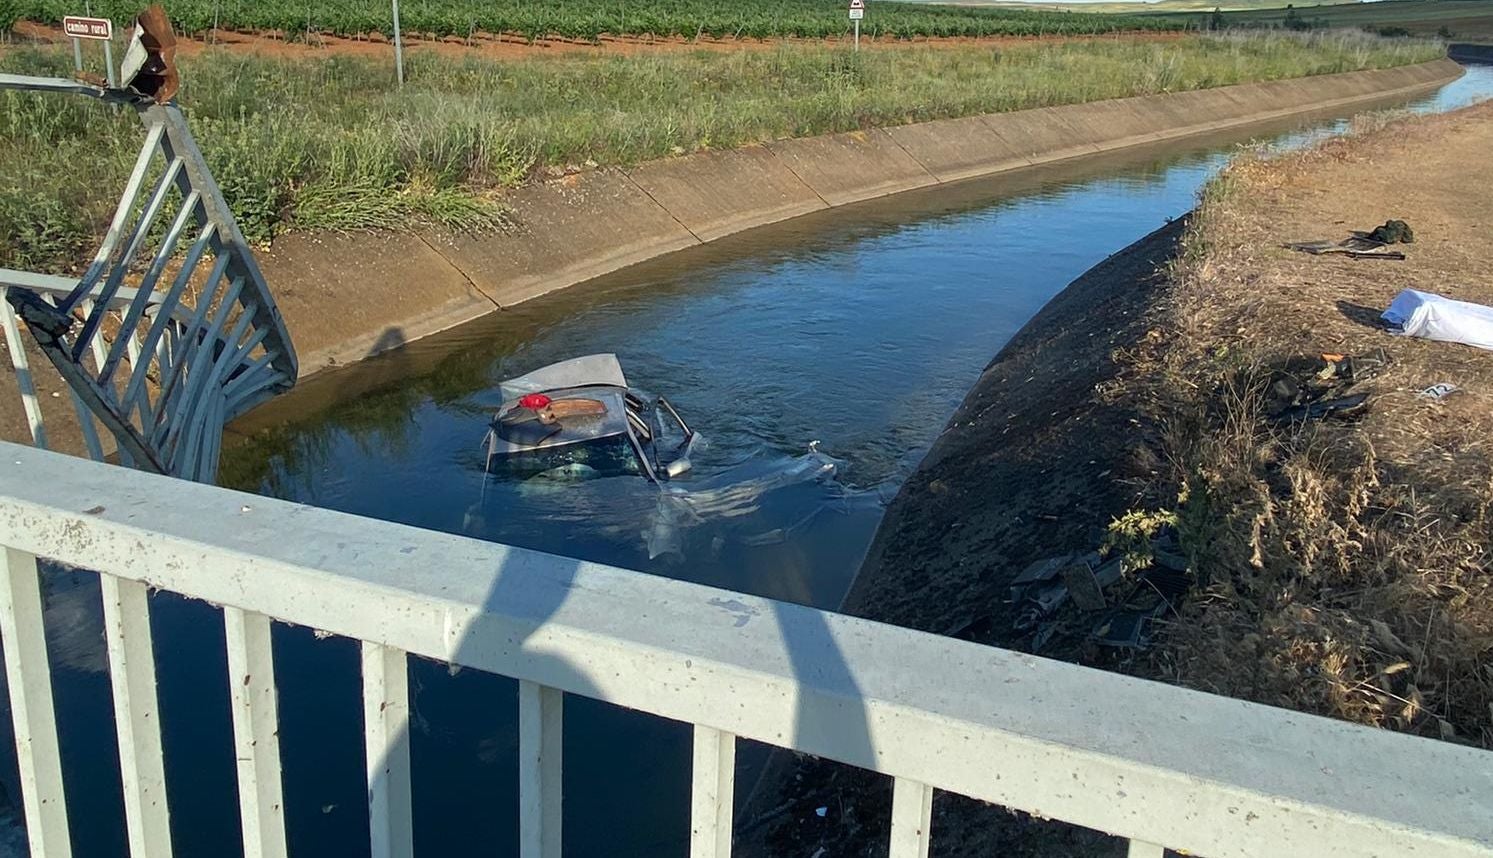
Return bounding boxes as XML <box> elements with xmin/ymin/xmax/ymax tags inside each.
<box><xmin>519</xmin><ymin>393</ymin><xmax>552</xmax><ymax>410</ymax></box>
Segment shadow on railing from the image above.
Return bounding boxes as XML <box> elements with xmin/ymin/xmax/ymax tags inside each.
<box><xmin>0</xmin><ymin>441</ymin><xmax>1490</xmax><ymax>858</ymax></box>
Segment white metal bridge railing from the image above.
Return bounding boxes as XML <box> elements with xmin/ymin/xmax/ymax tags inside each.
<box><xmin>0</xmin><ymin>440</ymin><xmax>1490</xmax><ymax>858</ymax></box>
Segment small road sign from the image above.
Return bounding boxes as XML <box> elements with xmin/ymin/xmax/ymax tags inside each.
<box><xmin>62</xmin><ymin>15</ymin><xmax>113</xmax><ymax>41</ymax></box>
<box><xmin>849</xmin><ymin>0</ymin><xmax>865</xmax><ymax>20</ymax></box>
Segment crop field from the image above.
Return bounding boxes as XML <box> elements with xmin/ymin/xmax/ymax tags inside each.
<box><xmin>1162</xmin><ymin>0</ymin><xmax>1493</xmax><ymax>41</ymax></box>
<box><xmin>0</xmin><ymin>29</ymin><xmax>1441</xmax><ymax>270</ymax></box>
<box><xmin>6</xmin><ymin>0</ymin><xmax>1187</xmax><ymax>41</ymax></box>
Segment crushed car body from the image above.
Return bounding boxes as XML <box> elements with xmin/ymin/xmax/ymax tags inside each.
<box><xmin>485</xmin><ymin>354</ymin><xmax>698</xmax><ymax>483</ymax></box>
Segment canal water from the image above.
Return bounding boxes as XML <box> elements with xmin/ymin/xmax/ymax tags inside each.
<box><xmin>12</xmin><ymin>66</ymin><xmax>1491</xmax><ymax>858</ymax></box>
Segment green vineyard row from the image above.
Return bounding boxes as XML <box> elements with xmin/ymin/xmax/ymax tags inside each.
<box><xmin>10</xmin><ymin>0</ymin><xmax>1184</xmax><ymax>41</ymax></box>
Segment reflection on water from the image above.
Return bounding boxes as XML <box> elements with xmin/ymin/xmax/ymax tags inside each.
<box><xmin>10</xmin><ymin>66</ymin><xmax>1490</xmax><ymax>858</ymax></box>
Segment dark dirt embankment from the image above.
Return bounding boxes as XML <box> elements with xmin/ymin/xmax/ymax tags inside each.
<box><xmin>739</xmin><ymin>220</ymin><xmax>1187</xmax><ymax>857</ymax></box>
<box><xmin>742</xmin><ymin>99</ymin><xmax>1493</xmax><ymax>855</ymax></box>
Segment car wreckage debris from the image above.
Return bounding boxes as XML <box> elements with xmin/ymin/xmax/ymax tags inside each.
<box><xmin>1007</xmin><ymin>532</ymin><xmax>1192</xmax><ymax>653</ymax></box>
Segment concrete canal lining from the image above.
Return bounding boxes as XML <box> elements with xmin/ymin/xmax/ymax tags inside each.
<box><xmin>259</xmin><ymin>58</ymin><xmax>1463</xmax><ymax>377</ymax></box>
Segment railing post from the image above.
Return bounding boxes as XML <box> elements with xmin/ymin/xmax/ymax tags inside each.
<box><xmin>689</xmin><ymin>726</ymin><xmax>735</xmax><ymax>858</ymax></box>
<box><xmin>362</xmin><ymin>643</ymin><xmax>413</xmax><ymax>858</ymax></box>
<box><xmin>889</xmin><ymin>778</ymin><xmax>934</xmax><ymax>858</ymax></box>
<box><xmin>1128</xmin><ymin>840</ymin><xmax>1165</xmax><ymax>858</ymax></box>
<box><xmin>100</xmin><ymin>576</ymin><xmax>173</xmax><ymax>858</ymax></box>
<box><xmin>0</xmin><ymin>547</ymin><xmax>73</xmax><ymax>858</ymax></box>
<box><xmin>517</xmin><ymin>680</ymin><xmax>562</xmax><ymax>858</ymax></box>
<box><xmin>223</xmin><ymin>607</ymin><xmax>287</xmax><ymax>858</ymax></box>
<box><xmin>1</xmin><ymin>292</ymin><xmax>50</xmax><ymax>450</ymax></box>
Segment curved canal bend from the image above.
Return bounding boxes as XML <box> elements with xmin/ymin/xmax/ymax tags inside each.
<box><xmin>19</xmin><ymin>67</ymin><xmax>1493</xmax><ymax>858</ymax></box>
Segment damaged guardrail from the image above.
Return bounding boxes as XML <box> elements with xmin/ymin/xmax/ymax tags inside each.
<box><xmin>0</xmin><ymin>6</ymin><xmax>296</xmax><ymax>483</ymax></box>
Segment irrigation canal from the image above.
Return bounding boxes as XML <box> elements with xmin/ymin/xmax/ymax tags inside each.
<box><xmin>11</xmin><ymin>64</ymin><xmax>1491</xmax><ymax>858</ymax></box>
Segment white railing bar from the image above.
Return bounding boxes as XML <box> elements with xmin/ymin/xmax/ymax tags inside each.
<box><xmin>148</xmin><ymin>260</ymin><xmax>236</xmax><ymax>436</ymax></box>
<box><xmin>172</xmin><ymin>386</ymin><xmax>219</xmax><ymax>481</ymax></box>
<box><xmin>100</xmin><ymin>576</ymin><xmax>174</xmax><ymax>858</ymax></box>
<box><xmin>99</xmin><ymin>186</ymin><xmax>199</xmax><ymax>387</ymax></box>
<box><xmin>2</xmin><ymin>443</ymin><xmax>1491</xmax><ymax>858</ymax></box>
<box><xmin>158</xmin><ymin>289</ymin><xmax>250</xmax><ymax>455</ymax></box>
<box><xmin>34</xmin><ymin>290</ymin><xmax>109</xmax><ymax>462</ymax></box>
<box><xmin>689</xmin><ymin>726</ymin><xmax>735</xmax><ymax>858</ymax></box>
<box><xmin>222</xmin><ymin>373</ymin><xmax>290</xmax><ymax>425</ymax></box>
<box><xmin>0</xmin><ymin>74</ymin><xmax>109</xmax><ymax>99</ymax></box>
<box><xmin>171</xmin><ymin>311</ymin><xmax>264</xmax><ymax>478</ymax></box>
<box><xmin>0</xmin><ymin>548</ymin><xmax>73</xmax><ymax>858</ymax></box>
<box><xmin>1129</xmin><ymin>841</ymin><xmax>1166</xmax><ymax>858</ymax></box>
<box><xmin>67</xmin><ymin>392</ymin><xmax>107</xmax><ymax>462</ymax></box>
<box><xmin>73</xmin><ymin>157</ymin><xmax>184</xmax><ymax>357</ymax></box>
<box><xmin>35</xmin><ymin>294</ymin><xmax>108</xmax><ymax>462</ymax></box>
<box><xmin>77</xmin><ymin>299</ymin><xmax>109</xmax><ymax>372</ymax></box>
<box><xmin>63</xmin><ymin>122</ymin><xmax>165</xmax><ymax>311</ymax></box>
<box><xmin>223</xmin><ymin>607</ymin><xmax>288</xmax><ymax>858</ymax></box>
<box><xmin>218</xmin><ymin>323</ymin><xmax>272</xmax><ymax>382</ymax></box>
<box><xmin>221</xmin><ymin>355</ymin><xmax>279</xmax><ymax>406</ymax></box>
<box><xmin>518</xmin><ymin>681</ymin><xmax>563</xmax><ymax>858</ymax></box>
<box><xmin>121</xmin><ymin>222</ymin><xmax>217</xmax><ymax>423</ymax></box>
<box><xmin>201</xmin><ymin>389</ymin><xmax>228</xmax><ymax>483</ymax></box>
<box><xmin>0</xmin><ymin>270</ymin><xmax>188</xmax><ymax>322</ymax></box>
<box><xmin>361</xmin><ymin>643</ymin><xmax>413</xmax><ymax>858</ymax></box>
<box><xmin>889</xmin><ymin>779</ymin><xmax>933</xmax><ymax>858</ymax></box>
<box><xmin>0</xmin><ymin>292</ymin><xmax>48</xmax><ymax>449</ymax></box>
<box><xmin>123</xmin><ymin>333</ymin><xmax>143</xmax><ymax>391</ymax></box>
<box><xmin>159</xmin><ymin>105</ymin><xmax>296</xmax><ymax>384</ymax></box>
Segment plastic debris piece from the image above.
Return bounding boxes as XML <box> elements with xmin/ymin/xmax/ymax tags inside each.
<box><xmin>1418</xmin><ymin>382</ymin><xmax>1461</xmax><ymax>400</ymax></box>
<box><xmin>1062</xmin><ymin>561</ymin><xmax>1106</xmax><ymax>612</ymax></box>
<box><xmin>1010</xmin><ymin>555</ymin><xmax>1068</xmax><ymax>592</ymax></box>
<box><xmin>1092</xmin><ymin>557</ymin><xmax>1124</xmax><ymax>589</ymax></box>
<box><xmin>1092</xmin><ymin>612</ymin><xmax>1149</xmax><ymax>649</ymax></box>
<box><xmin>1152</xmin><ymin>549</ymin><xmax>1188</xmax><ymax>573</ymax></box>
<box><xmin>1272</xmin><ymin>393</ymin><xmax>1369</xmax><ymax>424</ymax></box>
<box><xmin>1014</xmin><ymin>583</ymin><xmax>1068</xmax><ymax>632</ymax></box>
<box><xmin>1030</xmin><ymin>623</ymin><xmax>1058</xmax><ymax>653</ymax></box>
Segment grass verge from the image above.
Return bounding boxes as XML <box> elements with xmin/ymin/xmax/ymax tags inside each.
<box><xmin>0</xmin><ymin>30</ymin><xmax>1442</xmax><ymax>272</ymax></box>
<box><xmin>1124</xmin><ymin>102</ymin><xmax>1493</xmax><ymax>748</ymax></box>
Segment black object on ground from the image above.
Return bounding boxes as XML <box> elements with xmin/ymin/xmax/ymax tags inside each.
<box><xmin>1368</xmin><ymin>219</ymin><xmax>1415</xmax><ymax>245</ymax></box>
<box><xmin>1285</xmin><ymin>239</ymin><xmax>1406</xmax><ymax>260</ymax></box>
<box><xmin>1266</xmin><ymin>350</ymin><xmax>1383</xmax><ymax>423</ymax></box>
<box><xmin>1285</xmin><ymin>219</ymin><xmax>1414</xmax><ymax>260</ymax></box>
<box><xmin>1272</xmin><ymin>392</ymin><xmax>1369</xmax><ymax>424</ymax></box>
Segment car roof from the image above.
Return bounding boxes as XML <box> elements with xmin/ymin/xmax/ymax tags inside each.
<box><xmin>489</xmin><ymin>387</ymin><xmax>631</xmax><ymax>455</ymax></box>
<box><xmin>497</xmin><ymin>354</ymin><xmax>628</xmax><ymax>403</ymax></box>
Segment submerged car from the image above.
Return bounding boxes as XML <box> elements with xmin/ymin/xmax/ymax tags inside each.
<box><xmin>485</xmin><ymin>354</ymin><xmax>698</xmax><ymax>482</ymax></box>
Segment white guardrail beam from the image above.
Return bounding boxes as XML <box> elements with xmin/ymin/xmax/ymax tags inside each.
<box><xmin>0</xmin><ymin>441</ymin><xmax>1490</xmax><ymax>858</ymax></box>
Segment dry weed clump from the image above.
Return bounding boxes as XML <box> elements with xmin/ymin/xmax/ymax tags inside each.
<box><xmin>1129</xmin><ymin>103</ymin><xmax>1493</xmax><ymax>748</ymax></box>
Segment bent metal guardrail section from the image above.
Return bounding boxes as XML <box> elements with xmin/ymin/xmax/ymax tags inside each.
<box><xmin>0</xmin><ymin>70</ymin><xmax>297</xmax><ymax>484</ymax></box>
<box><xmin>1</xmin><ymin>442</ymin><xmax>1491</xmax><ymax>858</ymax></box>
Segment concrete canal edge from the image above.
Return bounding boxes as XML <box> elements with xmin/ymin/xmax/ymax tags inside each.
<box><xmin>260</xmin><ymin>58</ymin><xmax>1463</xmax><ymax>378</ymax></box>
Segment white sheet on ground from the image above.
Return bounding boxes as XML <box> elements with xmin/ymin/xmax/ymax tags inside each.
<box><xmin>1382</xmin><ymin>289</ymin><xmax>1493</xmax><ymax>351</ymax></box>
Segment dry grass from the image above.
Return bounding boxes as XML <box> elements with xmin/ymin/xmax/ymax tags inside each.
<box><xmin>1124</xmin><ymin>101</ymin><xmax>1493</xmax><ymax>747</ymax></box>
